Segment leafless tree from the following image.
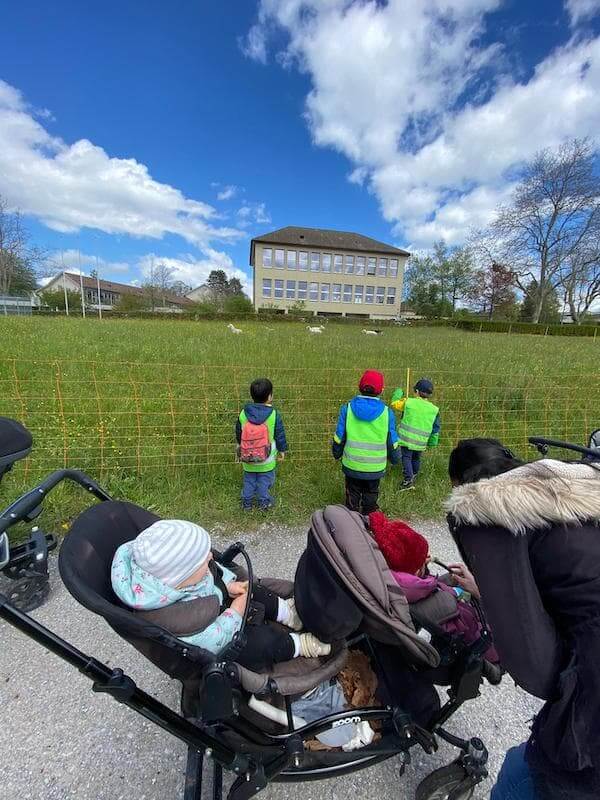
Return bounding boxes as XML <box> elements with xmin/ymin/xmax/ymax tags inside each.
<box><xmin>559</xmin><ymin>232</ymin><xmax>600</xmax><ymax>323</ymax></box>
<box><xmin>143</xmin><ymin>261</ymin><xmax>175</xmax><ymax>310</ymax></box>
<box><xmin>491</xmin><ymin>139</ymin><xmax>600</xmax><ymax>323</ymax></box>
<box><xmin>0</xmin><ymin>197</ymin><xmax>42</xmax><ymax>295</ymax></box>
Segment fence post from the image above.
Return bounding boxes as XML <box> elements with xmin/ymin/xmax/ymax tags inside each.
<box><xmin>545</xmin><ymin>326</ymin><xmax>549</xmax><ymax>336</ymax></box>
<box><xmin>405</xmin><ymin>367</ymin><xmax>411</xmax><ymax>397</ymax></box>
<box><xmin>595</xmin><ymin>327</ymin><xmax>598</xmax><ymax>341</ymax></box>
<box><xmin>508</xmin><ymin>324</ymin><xmax>512</xmax><ymax>335</ymax></box>
<box><xmin>479</xmin><ymin>323</ymin><xmax>483</xmax><ymax>333</ymax></box>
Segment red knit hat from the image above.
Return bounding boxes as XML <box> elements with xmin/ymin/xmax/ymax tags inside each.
<box><xmin>359</xmin><ymin>369</ymin><xmax>384</xmax><ymax>395</ymax></box>
<box><xmin>369</xmin><ymin>511</ymin><xmax>429</xmax><ymax>574</ymax></box>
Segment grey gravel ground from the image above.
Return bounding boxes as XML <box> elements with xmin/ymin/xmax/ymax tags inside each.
<box><xmin>0</xmin><ymin>520</ymin><xmax>540</xmax><ymax>800</ymax></box>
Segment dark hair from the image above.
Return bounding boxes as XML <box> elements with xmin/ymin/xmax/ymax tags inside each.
<box><xmin>250</xmin><ymin>378</ymin><xmax>273</xmax><ymax>403</ymax></box>
<box><xmin>449</xmin><ymin>438</ymin><xmax>523</xmax><ymax>485</ymax></box>
<box><xmin>360</xmin><ymin>385</ymin><xmax>378</xmax><ymax>397</ymax></box>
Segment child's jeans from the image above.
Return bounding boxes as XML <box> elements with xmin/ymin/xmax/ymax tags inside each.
<box><xmin>491</xmin><ymin>745</ymin><xmax>536</xmax><ymax>800</ymax></box>
<box><xmin>401</xmin><ymin>447</ymin><xmax>422</xmax><ymax>482</ymax></box>
<box><xmin>242</xmin><ymin>470</ymin><xmax>275</xmax><ymax>509</ymax></box>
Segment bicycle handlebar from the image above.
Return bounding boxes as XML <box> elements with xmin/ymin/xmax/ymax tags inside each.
<box><xmin>0</xmin><ymin>469</ymin><xmax>112</xmax><ymax>535</ymax></box>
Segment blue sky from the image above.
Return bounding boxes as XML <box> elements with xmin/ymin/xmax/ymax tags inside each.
<box><xmin>1</xmin><ymin>0</ymin><xmax>600</xmax><ymax>294</ymax></box>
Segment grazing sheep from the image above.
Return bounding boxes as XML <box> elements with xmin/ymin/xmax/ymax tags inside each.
<box><xmin>362</xmin><ymin>329</ymin><xmax>382</xmax><ymax>336</ymax></box>
<box><xmin>227</xmin><ymin>323</ymin><xmax>243</xmax><ymax>334</ymax></box>
<box><xmin>307</xmin><ymin>325</ymin><xmax>325</xmax><ymax>334</ymax></box>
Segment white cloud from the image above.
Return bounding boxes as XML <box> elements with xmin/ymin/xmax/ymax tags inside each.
<box><xmin>45</xmin><ymin>249</ymin><xmax>130</xmax><ymax>275</ymax></box>
<box><xmin>236</xmin><ymin>202</ymin><xmax>271</xmax><ymax>227</ymax></box>
<box><xmin>138</xmin><ymin>250</ymin><xmax>252</xmax><ymax>297</ymax></box>
<box><xmin>244</xmin><ymin>1</ymin><xmax>600</xmax><ymax>247</ymax></box>
<box><xmin>217</xmin><ymin>184</ymin><xmax>239</xmax><ymax>201</ymax></box>
<box><xmin>0</xmin><ymin>80</ymin><xmax>243</xmax><ymax>249</ymax></box>
<box><xmin>566</xmin><ymin>0</ymin><xmax>600</xmax><ymax>25</ymax></box>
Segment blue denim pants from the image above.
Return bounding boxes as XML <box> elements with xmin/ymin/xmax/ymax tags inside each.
<box><xmin>241</xmin><ymin>469</ymin><xmax>275</xmax><ymax>509</ymax></box>
<box><xmin>491</xmin><ymin>744</ymin><xmax>537</xmax><ymax>800</ymax></box>
<box><xmin>401</xmin><ymin>446</ymin><xmax>422</xmax><ymax>482</ymax></box>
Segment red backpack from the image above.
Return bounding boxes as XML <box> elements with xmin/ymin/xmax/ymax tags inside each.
<box><xmin>239</xmin><ymin>418</ymin><xmax>272</xmax><ymax>463</ymax></box>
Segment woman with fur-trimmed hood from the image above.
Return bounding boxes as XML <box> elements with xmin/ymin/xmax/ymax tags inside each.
<box><xmin>445</xmin><ymin>438</ymin><xmax>600</xmax><ymax>800</ymax></box>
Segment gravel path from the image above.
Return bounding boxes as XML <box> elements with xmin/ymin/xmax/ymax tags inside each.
<box><xmin>0</xmin><ymin>520</ymin><xmax>540</xmax><ymax>800</ymax></box>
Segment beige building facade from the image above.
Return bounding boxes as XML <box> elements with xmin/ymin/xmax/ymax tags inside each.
<box><xmin>250</xmin><ymin>227</ymin><xmax>409</xmax><ymax>319</ymax></box>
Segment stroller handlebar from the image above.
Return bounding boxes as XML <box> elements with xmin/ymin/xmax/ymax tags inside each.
<box><xmin>528</xmin><ymin>436</ymin><xmax>600</xmax><ymax>461</ymax></box>
<box><xmin>0</xmin><ymin>469</ymin><xmax>112</xmax><ymax>535</ymax></box>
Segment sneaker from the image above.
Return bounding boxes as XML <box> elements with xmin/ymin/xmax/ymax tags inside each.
<box><xmin>400</xmin><ymin>480</ymin><xmax>415</xmax><ymax>491</ymax></box>
<box><xmin>283</xmin><ymin>598</ymin><xmax>303</xmax><ymax>631</ymax></box>
<box><xmin>299</xmin><ymin>633</ymin><xmax>331</xmax><ymax>659</ymax></box>
<box><xmin>258</xmin><ymin>502</ymin><xmax>274</xmax><ymax>511</ymax></box>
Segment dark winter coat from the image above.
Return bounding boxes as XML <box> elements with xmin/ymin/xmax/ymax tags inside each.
<box><xmin>445</xmin><ymin>459</ymin><xmax>600</xmax><ymax>800</ymax></box>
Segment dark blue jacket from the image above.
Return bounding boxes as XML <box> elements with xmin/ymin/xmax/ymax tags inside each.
<box><xmin>235</xmin><ymin>403</ymin><xmax>288</xmax><ymax>453</ymax></box>
<box><xmin>332</xmin><ymin>395</ymin><xmax>400</xmax><ymax>480</ymax></box>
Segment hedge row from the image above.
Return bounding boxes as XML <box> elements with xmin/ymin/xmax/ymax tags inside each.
<box><xmin>452</xmin><ymin>319</ymin><xmax>599</xmax><ymax>337</ymax></box>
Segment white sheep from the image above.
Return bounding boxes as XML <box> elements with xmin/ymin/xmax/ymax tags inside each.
<box><xmin>362</xmin><ymin>329</ymin><xmax>382</xmax><ymax>336</ymax></box>
<box><xmin>227</xmin><ymin>323</ymin><xmax>243</xmax><ymax>334</ymax></box>
<box><xmin>307</xmin><ymin>325</ymin><xmax>325</xmax><ymax>334</ymax></box>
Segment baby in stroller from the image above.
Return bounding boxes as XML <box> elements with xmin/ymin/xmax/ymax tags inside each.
<box><xmin>111</xmin><ymin>519</ymin><xmax>331</xmax><ymax>671</ymax></box>
<box><xmin>368</xmin><ymin>511</ymin><xmax>501</xmax><ymax>680</ymax></box>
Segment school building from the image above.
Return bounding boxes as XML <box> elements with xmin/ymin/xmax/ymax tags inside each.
<box><xmin>249</xmin><ymin>227</ymin><xmax>409</xmax><ymax>319</ymax></box>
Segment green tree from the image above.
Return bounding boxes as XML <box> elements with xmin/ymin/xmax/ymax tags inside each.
<box><xmin>223</xmin><ymin>293</ymin><xmax>253</xmax><ymax>313</ymax></box>
<box><xmin>205</xmin><ymin>269</ymin><xmax>230</xmax><ymax>300</ymax></box>
<box><xmin>520</xmin><ymin>280</ymin><xmax>560</xmax><ymax>324</ymax></box>
<box><xmin>39</xmin><ymin>289</ymin><xmax>83</xmax><ymax>312</ymax></box>
<box><xmin>113</xmin><ymin>292</ymin><xmax>150</xmax><ymax>313</ymax></box>
<box><xmin>0</xmin><ymin>198</ymin><xmax>41</xmax><ymax>295</ymax></box>
<box><xmin>408</xmin><ymin>280</ymin><xmax>452</xmax><ymax>318</ymax></box>
<box><xmin>227</xmin><ymin>277</ymin><xmax>244</xmax><ymax>296</ymax></box>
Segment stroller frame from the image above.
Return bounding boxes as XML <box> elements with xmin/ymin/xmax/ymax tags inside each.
<box><xmin>0</xmin><ymin>470</ymin><xmax>492</xmax><ymax>800</ymax></box>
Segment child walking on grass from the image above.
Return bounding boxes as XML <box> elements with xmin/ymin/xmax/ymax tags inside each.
<box><xmin>236</xmin><ymin>378</ymin><xmax>288</xmax><ymax>510</ymax></box>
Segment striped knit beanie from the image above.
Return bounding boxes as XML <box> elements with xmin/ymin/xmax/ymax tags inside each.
<box><xmin>132</xmin><ymin>519</ymin><xmax>211</xmax><ymax>588</ymax></box>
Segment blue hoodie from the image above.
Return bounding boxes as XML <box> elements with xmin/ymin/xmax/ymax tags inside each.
<box><xmin>235</xmin><ymin>403</ymin><xmax>288</xmax><ymax>455</ymax></box>
<box><xmin>332</xmin><ymin>396</ymin><xmax>400</xmax><ymax>479</ymax></box>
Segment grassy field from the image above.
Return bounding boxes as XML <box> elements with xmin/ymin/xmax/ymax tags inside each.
<box><xmin>1</xmin><ymin>315</ymin><xmax>599</xmax><ymax>534</ymax></box>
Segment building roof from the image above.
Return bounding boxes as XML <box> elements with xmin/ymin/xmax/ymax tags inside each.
<box><xmin>43</xmin><ymin>273</ymin><xmax>193</xmax><ymax>306</ymax></box>
<box><xmin>250</xmin><ymin>226</ymin><xmax>410</xmax><ymax>262</ymax></box>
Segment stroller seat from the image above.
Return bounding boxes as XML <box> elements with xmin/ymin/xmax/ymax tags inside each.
<box><xmin>0</xmin><ymin>417</ymin><xmax>32</xmax><ymax>480</ymax></box>
<box><xmin>58</xmin><ymin>500</ymin><xmax>348</xmax><ymax>719</ymax></box>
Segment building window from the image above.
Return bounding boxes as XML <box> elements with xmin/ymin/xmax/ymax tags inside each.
<box><xmin>286</xmin><ymin>280</ymin><xmax>296</xmax><ymax>299</ymax></box>
<box><xmin>263</xmin><ymin>248</ymin><xmax>272</xmax><ymax>267</ymax></box>
<box><xmin>275</xmin><ymin>249</ymin><xmax>285</xmax><ymax>268</ymax></box>
<box><xmin>309</xmin><ymin>282</ymin><xmax>318</xmax><ymax>301</ymax></box>
<box><xmin>376</xmin><ymin>286</ymin><xmax>385</xmax><ymax>304</ymax></box>
<box><xmin>345</xmin><ymin>255</ymin><xmax>355</xmax><ymax>274</ymax></box>
<box><xmin>334</xmin><ymin>255</ymin><xmax>343</xmax><ymax>273</ymax></box>
<box><xmin>298</xmin><ymin>281</ymin><xmax>307</xmax><ymax>300</ymax></box>
<box><xmin>299</xmin><ymin>252</ymin><xmax>308</xmax><ymax>271</ymax></box>
<box><xmin>389</xmin><ymin>259</ymin><xmax>399</xmax><ymax>278</ymax></box>
<box><xmin>287</xmin><ymin>250</ymin><xmax>297</xmax><ymax>270</ymax></box>
<box><xmin>356</xmin><ymin>257</ymin><xmax>365</xmax><ymax>275</ymax></box>
<box><xmin>367</xmin><ymin>257</ymin><xmax>377</xmax><ymax>276</ymax></box>
<box><xmin>343</xmin><ymin>284</ymin><xmax>352</xmax><ymax>303</ymax></box>
<box><xmin>354</xmin><ymin>284</ymin><xmax>364</xmax><ymax>304</ymax></box>
<box><xmin>274</xmin><ymin>279</ymin><xmax>284</xmax><ymax>298</ymax></box>
<box><xmin>387</xmin><ymin>286</ymin><xmax>396</xmax><ymax>305</ymax></box>
<box><xmin>320</xmin><ymin>282</ymin><xmax>330</xmax><ymax>302</ymax></box>
<box><xmin>262</xmin><ymin>278</ymin><xmax>272</xmax><ymax>298</ymax></box>
<box><xmin>365</xmin><ymin>285</ymin><xmax>375</xmax><ymax>304</ymax></box>
<box><xmin>322</xmin><ymin>253</ymin><xmax>331</xmax><ymax>273</ymax></box>
<box><xmin>332</xmin><ymin>283</ymin><xmax>341</xmax><ymax>302</ymax></box>
<box><xmin>378</xmin><ymin>258</ymin><xmax>388</xmax><ymax>277</ymax></box>
<box><xmin>310</xmin><ymin>252</ymin><xmax>320</xmax><ymax>272</ymax></box>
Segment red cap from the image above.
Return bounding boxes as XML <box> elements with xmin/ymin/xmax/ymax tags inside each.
<box><xmin>359</xmin><ymin>370</ymin><xmax>384</xmax><ymax>395</ymax></box>
<box><xmin>369</xmin><ymin>511</ymin><xmax>429</xmax><ymax>574</ymax></box>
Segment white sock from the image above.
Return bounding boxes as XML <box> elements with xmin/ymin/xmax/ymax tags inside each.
<box><xmin>290</xmin><ymin>633</ymin><xmax>301</xmax><ymax>658</ymax></box>
<box><xmin>276</xmin><ymin>597</ymin><xmax>290</xmax><ymax>625</ymax></box>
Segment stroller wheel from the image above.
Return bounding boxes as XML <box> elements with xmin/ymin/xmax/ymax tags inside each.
<box><xmin>6</xmin><ymin>573</ymin><xmax>50</xmax><ymax>612</ymax></box>
<box><xmin>416</xmin><ymin>762</ymin><xmax>475</xmax><ymax>800</ymax></box>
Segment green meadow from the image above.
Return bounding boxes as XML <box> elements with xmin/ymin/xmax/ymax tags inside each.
<box><xmin>1</xmin><ymin>315</ymin><xmax>598</xmax><ymax>532</ymax></box>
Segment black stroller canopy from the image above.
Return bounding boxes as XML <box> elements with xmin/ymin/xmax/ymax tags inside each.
<box><xmin>0</xmin><ymin>417</ymin><xmax>32</xmax><ymax>468</ymax></box>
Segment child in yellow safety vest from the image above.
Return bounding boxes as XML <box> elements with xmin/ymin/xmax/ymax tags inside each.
<box><xmin>391</xmin><ymin>378</ymin><xmax>441</xmax><ymax>490</ymax></box>
<box><xmin>236</xmin><ymin>378</ymin><xmax>288</xmax><ymax>510</ymax></box>
<box><xmin>332</xmin><ymin>369</ymin><xmax>401</xmax><ymax>514</ymax></box>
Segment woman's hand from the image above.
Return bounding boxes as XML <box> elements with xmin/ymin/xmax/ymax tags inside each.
<box><xmin>448</xmin><ymin>563</ymin><xmax>481</xmax><ymax>600</ymax></box>
<box><xmin>227</xmin><ymin>580</ymin><xmax>249</xmax><ymax>598</ymax></box>
<box><xmin>230</xmin><ymin>591</ymin><xmax>248</xmax><ymax>616</ymax></box>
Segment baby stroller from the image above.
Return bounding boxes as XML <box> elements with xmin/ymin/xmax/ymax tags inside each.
<box><xmin>0</xmin><ymin>416</ymin><xmax>55</xmax><ymax>611</ymax></box>
<box><xmin>0</xmin><ymin>473</ymin><xmax>496</xmax><ymax>800</ymax></box>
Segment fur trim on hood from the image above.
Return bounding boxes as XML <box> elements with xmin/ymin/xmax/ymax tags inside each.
<box><xmin>445</xmin><ymin>459</ymin><xmax>600</xmax><ymax>535</ymax></box>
